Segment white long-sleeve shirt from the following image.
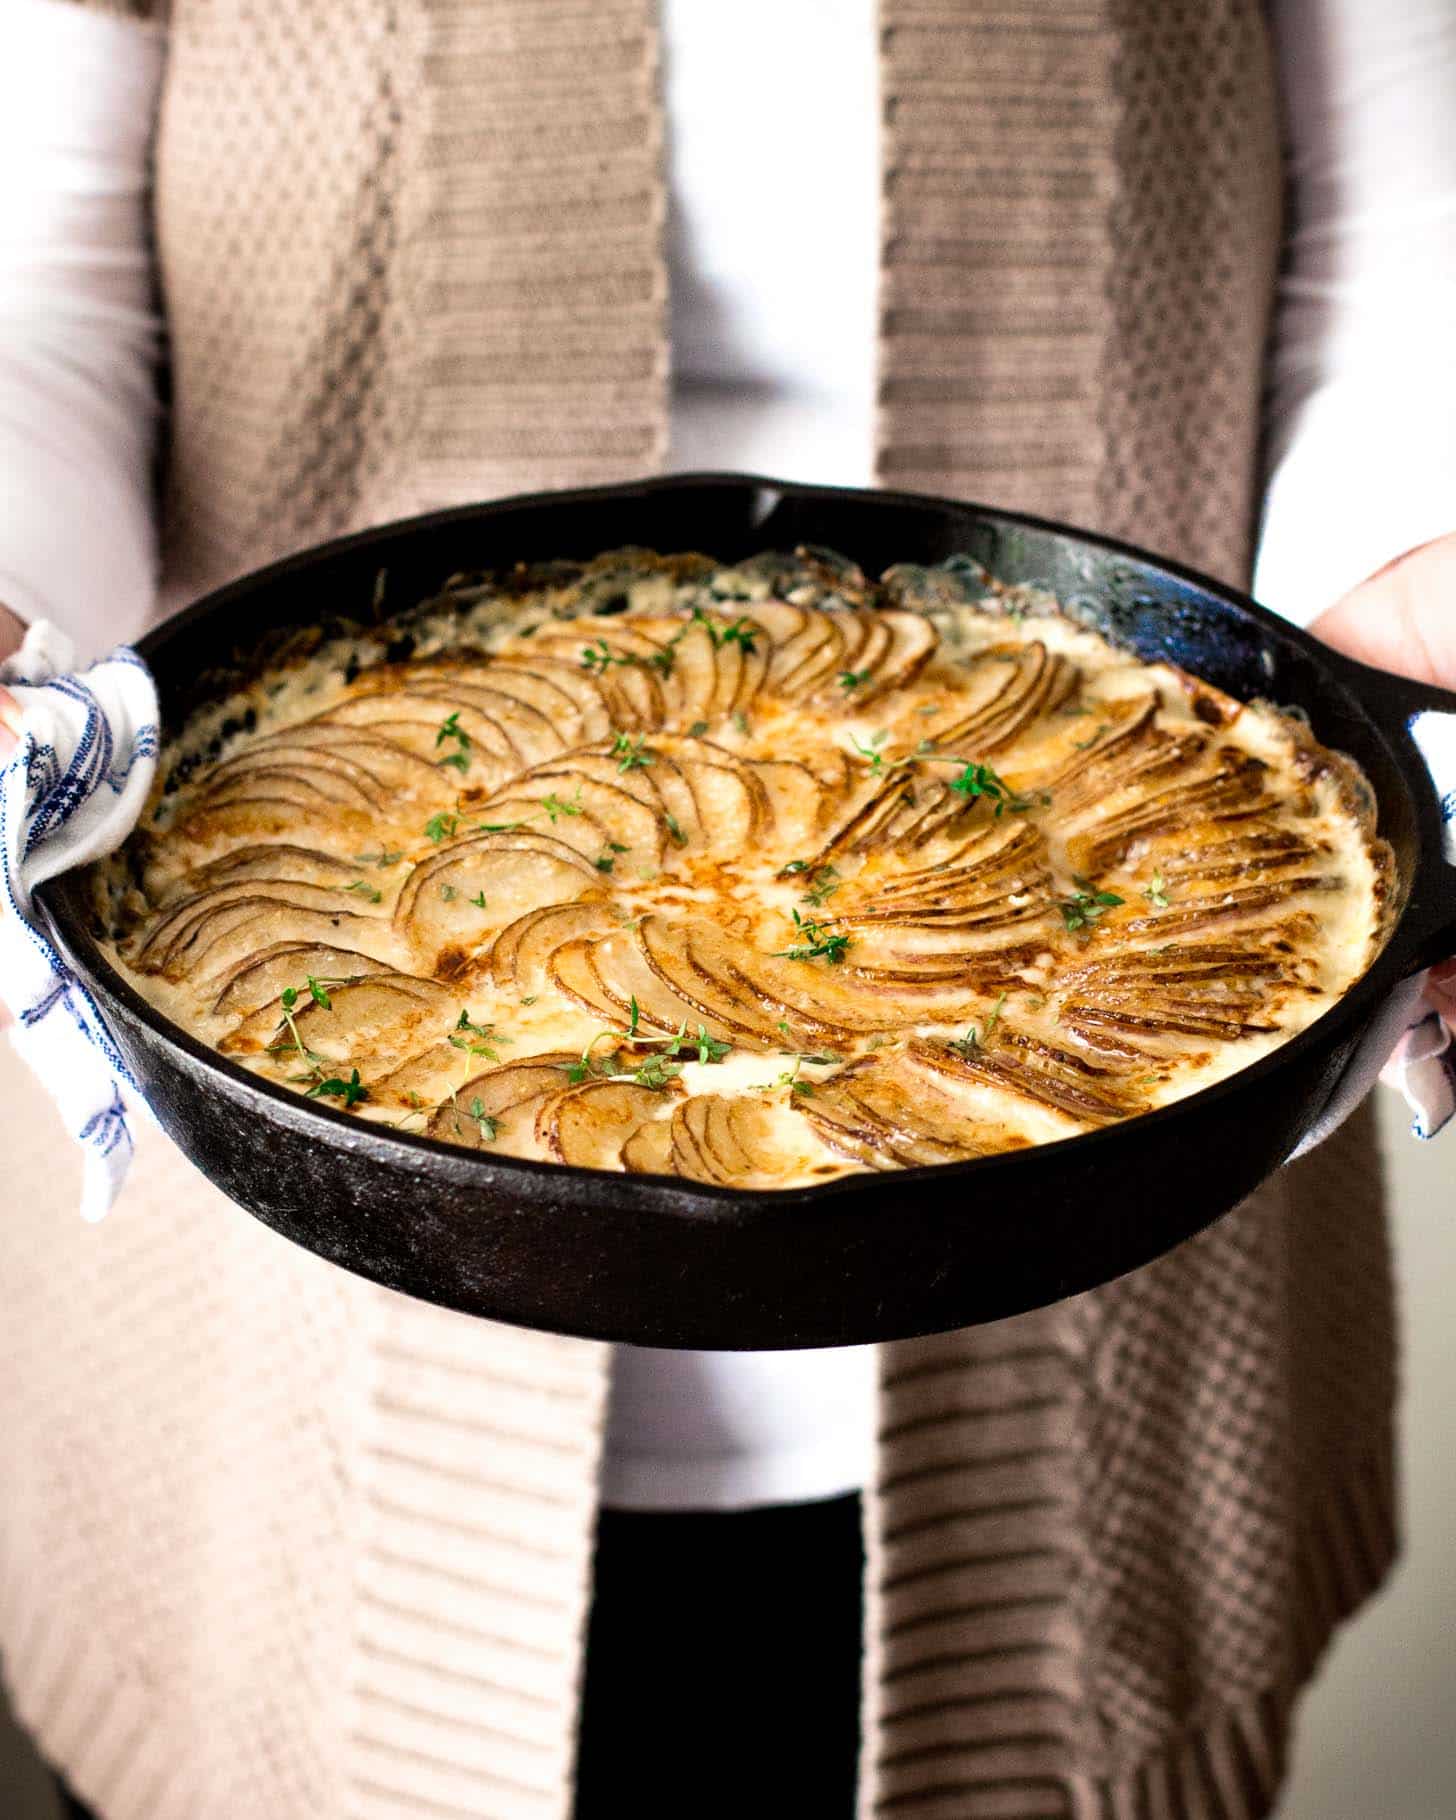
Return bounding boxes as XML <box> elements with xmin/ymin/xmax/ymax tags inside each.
<box><xmin>4</xmin><ymin>0</ymin><xmax>1454</xmax><ymax>1511</ymax></box>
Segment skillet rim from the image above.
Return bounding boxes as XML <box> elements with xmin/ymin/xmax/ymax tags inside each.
<box><xmin>33</xmin><ymin>471</ymin><xmax>1456</xmax><ymax>1224</ymax></box>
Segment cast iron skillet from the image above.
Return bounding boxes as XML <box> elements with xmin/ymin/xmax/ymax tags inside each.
<box><xmin>35</xmin><ymin>476</ymin><xmax>1456</xmax><ymax>1348</ymax></box>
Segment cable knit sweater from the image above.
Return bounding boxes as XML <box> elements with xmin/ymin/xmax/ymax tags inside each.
<box><xmin>0</xmin><ymin>3</ymin><xmax>1398</xmax><ymax>1818</ymax></box>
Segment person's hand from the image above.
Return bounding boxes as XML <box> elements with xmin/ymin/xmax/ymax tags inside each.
<box><xmin>1311</xmin><ymin>530</ymin><xmax>1456</xmax><ymax>1028</ymax></box>
<box><xmin>0</xmin><ymin>601</ymin><xmax>24</xmax><ymax>761</ymax></box>
<box><xmin>0</xmin><ymin>603</ymin><xmax>24</xmax><ymax>1031</ymax></box>
<box><xmin>1310</xmin><ymin>530</ymin><xmax>1456</xmax><ymax>692</ymax></box>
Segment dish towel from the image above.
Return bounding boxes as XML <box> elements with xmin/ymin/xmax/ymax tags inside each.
<box><xmin>0</xmin><ymin>619</ymin><xmax>158</xmax><ymax>1221</ymax></box>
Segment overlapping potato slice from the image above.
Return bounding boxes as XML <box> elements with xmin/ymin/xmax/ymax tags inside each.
<box><xmin>425</xmin><ymin>1054</ymin><xmax>579</xmax><ymax>1153</ymax></box>
<box><xmin>393</xmin><ymin>830</ymin><xmax>597</xmax><ymax>964</ymax></box>
<box><xmin>223</xmin><ymin>971</ymin><xmax>453</xmax><ymax>1059</ymax></box>
<box><xmin>119</xmin><ymin>546</ymin><xmax>1386</xmax><ymax>1187</ymax></box>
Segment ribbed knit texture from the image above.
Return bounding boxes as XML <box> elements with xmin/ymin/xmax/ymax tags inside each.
<box><xmin>3</xmin><ymin>3</ymin><xmax>1397</xmax><ymax>1819</ymax></box>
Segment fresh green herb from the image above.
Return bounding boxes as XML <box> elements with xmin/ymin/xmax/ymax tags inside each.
<box><xmin>948</xmin><ymin>992</ymin><xmax>1007</xmax><ymax>1059</ymax></box>
<box><xmin>611</xmin><ymin>732</ymin><xmax>654</xmax><ymax>773</ymax></box>
<box><xmin>438</xmin><ymin>883</ymin><xmax>457</xmax><ymax>901</ymax></box>
<box><xmin>306</xmin><ymin>1068</ymin><xmax>368</xmax><ymax>1109</ymax></box>
<box><xmin>688</xmin><ymin>720</ymin><xmax>710</xmax><ymax>738</ymax></box>
<box><xmin>692</xmin><ymin>606</ymin><xmax>758</xmax><ymax>653</ymax></box>
<box><xmin>469</xmin><ymin>890</ymin><xmax>488</xmax><ymax>909</ymax></box>
<box><xmin>1144</xmin><ymin>870</ymin><xmax>1170</xmax><ymax>909</ymax></box>
<box><xmin>540</xmin><ymin>789</ymin><xmax>583</xmax><ymax>823</ymax></box>
<box><xmin>424</xmin><ymin>811</ymin><xmax>459</xmax><ymax>843</ymax></box>
<box><xmin>1071</xmin><ymin>725</ymin><xmax>1108</xmax><ymax>751</ymax></box>
<box><xmin>752</xmin><ymin>1056</ymin><xmax>817</xmax><ymax>1098</ymax></box>
<box><xmin>580</xmin><ymin>638</ymin><xmax>630</xmax><ymax>675</ymax></box>
<box><xmin>449</xmin><ymin>1009</ymin><xmax>504</xmax><ymax>1061</ymax></box>
<box><xmin>780</xmin><ymin>859</ymin><xmax>810</xmax><ymax>876</ymax></box>
<box><xmin>595</xmin><ymin>839</ymin><xmax>631</xmax><ymax>874</ymax></box>
<box><xmin>947</xmin><ymin>762</ymin><xmax>1044</xmax><ymax>817</ymax></box>
<box><xmin>1057</xmin><ymin>875</ymin><xmax>1125</xmax><ymax>932</ymax></box>
<box><xmin>435</xmin><ymin>710</ymin><xmax>472</xmax><ymax>765</ymax></box>
<box><xmin>849</xmin><ymin>731</ymin><xmax>890</xmax><ymax>773</ymax></box>
<box><xmin>353</xmin><ymin>849</ymin><xmax>403</xmax><ymax>868</ymax></box>
<box><xmin>659</xmin><ymin>1022</ymin><xmax>733</xmax><ymax>1066</ymax></box>
<box><xmin>345</xmin><ymin>879</ymin><xmax>383</xmax><ymax>903</ymax></box>
<box><xmin>468</xmin><ymin>1097</ymin><xmax>499</xmax><ymax>1142</ymax></box>
<box><xmin>664</xmin><ymin>812</ymin><xmax>687</xmax><ymax>847</ymax></box>
<box><xmin>1059</xmin><ymin>704</ymin><xmax>1092</xmax><ymax>719</ymax></box>
<box><xmin>839</xmin><ymin>670</ymin><xmax>870</xmax><ymax>692</ymax></box>
<box><xmin>521</xmin><ymin>994</ymin><xmax>538</xmax><ymax>1006</ymax></box>
<box><xmin>476</xmin><ymin>819</ymin><xmax>527</xmax><ymax>833</ymax></box>
<box><xmin>800</xmin><ymin>863</ymin><xmax>840</xmax><ymax>908</ymax></box>
<box><xmin>774</xmin><ymin>909</ymin><xmax>852</xmax><ymax>966</ymax></box>
<box><xmin>565</xmin><ymin>1030</ymin><xmax>622</xmax><ymax>1085</ymax></box>
<box><xmin>625</xmin><ymin>1052</ymin><xmax>683</xmax><ymax>1091</ymax></box>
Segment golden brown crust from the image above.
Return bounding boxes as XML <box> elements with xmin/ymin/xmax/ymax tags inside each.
<box><xmin>100</xmin><ymin>552</ymin><xmax>1392</xmax><ymax>1187</ymax></box>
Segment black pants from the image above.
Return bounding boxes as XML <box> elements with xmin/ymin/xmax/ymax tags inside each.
<box><xmin>58</xmin><ymin>1495</ymin><xmax>864</xmax><ymax>1819</ymax></box>
<box><xmin>575</xmin><ymin>1493</ymin><xmax>864</xmax><ymax>1816</ymax></box>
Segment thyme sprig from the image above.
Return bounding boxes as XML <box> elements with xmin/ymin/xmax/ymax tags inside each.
<box><xmin>774</xmin><ymin>909</ymin><xmax>851</xmax><ymax>965</ymax></box>
<box><xmin>1057</xmin><ymin>876</ymin><xmax>1125</xmax><ymax>932</ymax></box>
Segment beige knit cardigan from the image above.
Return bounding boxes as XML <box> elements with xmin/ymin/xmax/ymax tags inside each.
<box><xmin>0</xmin><ymin>3</ymin><xmax>1397</xmax><ymax>1817</ymax></box>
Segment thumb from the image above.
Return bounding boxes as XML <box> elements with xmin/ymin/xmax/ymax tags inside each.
<box><xmin>0</xmin><ymin>684</ymin><xmax>22</xmax><ymax>760</ymax></box>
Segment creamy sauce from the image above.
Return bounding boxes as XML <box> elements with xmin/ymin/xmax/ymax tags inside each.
<box><xmin>97</xmin><ymin>552</ymin><xmax>1391</xmax><ymax>1187</ymax></box>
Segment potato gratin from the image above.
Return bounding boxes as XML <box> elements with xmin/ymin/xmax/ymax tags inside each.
<box><xmin>96</xmin><ymin>549</ymin><xmax>1392</xmax><ymax>1187</ymax></box>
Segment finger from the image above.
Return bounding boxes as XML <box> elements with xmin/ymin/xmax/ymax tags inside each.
<box><xmin>0</xmin><ymin>684</ymin><xmax>22</xmax><ymax>759</ymax></box>
<box><xmin>1426</xmin><ymin>959</ymin><xmax>1456</xmax><ymax>1026</ymax></box>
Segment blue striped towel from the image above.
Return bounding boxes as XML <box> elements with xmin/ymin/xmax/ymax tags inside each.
<box><xmin>1</xmin><ymin>621</ymin><xmax>159</xmax><ymax>1221</ymax></box>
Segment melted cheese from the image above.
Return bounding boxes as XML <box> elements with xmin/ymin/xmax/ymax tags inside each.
<box><xmin>97</xmin><ymin>551</ymin><xmax>1392</xmax><ymax>1188</ymax></box>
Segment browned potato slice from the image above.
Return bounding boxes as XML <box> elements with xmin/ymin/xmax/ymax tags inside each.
<box><xmin>370</xmin><ymin>1043</ymin><xmax>466</xmax><ymax>1110</ymax></box>
<box><xmin>745</xmin><ymin>759</ymin><xmax>827</xmax><ymax>850</ymax></box>
<box><xmin>770</xmin><ymin>610</ymin><xmax>847</xmax><ymax>697</ymax></box>
<box><xmin>319</xmin><ymin>692</ymin><xmax>530</xmax><ymax>767</ymax></box>
<box><xmin>196</xmin><ymin>764</ymin><xmax>378</xmax><ymax>813</ymax></box>
<box><xmin>857</xmin><ymin>609</ymin><xmax>938</xmax><ymax>701</ymax></box>
<box><xmin>224</xmin><ymin>971</ymin><xmax>450</xmax><ymax>1058</ymax></box>
<box><xmin>157</xmin><ymin>843</ymin><xmax>364</xmax><ymax>905</ymax></box>
<box><xmin>566</xmin><ymin>928</ymin><xmax>708</xmax><ymax>1033</ymax></box>
<box><xmin>425</xmin><ymin>1052</ymin><xmax>580</xmax><ymax>1153</ymax></box>
<box><xmin>134</xmin><ymin>877</ymin><xmax>358</xmax><ymax>968</ymax></box>
<box><xmin>486</xmin><ymin>658</ymin><xmax>614</xmax><ymax>741</ymax></box>
<box><xmin>535</xmin><ymin>1079</ymin><xmax>673</xmax><ymax>1168</ymax></box>
<box><xmin>678</xmin><ymin>757</ymin><xmax>760</xmax><ymax>856</ymax></box>
<box><xmin>636</xmin><ymin>917</ymin><xmax>780</xmax><ymax>1047</ymax></box>
<box><xmin>659</xmin><ymin>618</ymin><xmax>720</xmax><ymax>727</ymax></box>
<box><xmin>621</xmin><ymin>1117</ymin><xmax>677</xmax><ymax>1175</ymax></box>
<box><xmin>487</xmin><ymin>900</ymin><xmax>619</xmax><ymax>987</ymax></box>
<box><xmin>394</xmin><ymin>833</ymin><xmax>597</xmax><ymax>961</ymax></box>
<box><xmin>183</xmin><ymin>903</ymin><xmax>398</xmax><ymax>984</ymax></box>
<box><xmin>482</xmin><ymin>771</ymin><xmax>667</xmax><ymax>866</ymax></box>
<box><xmin>178</xmin><ymin>793</ymin><xmax>376</xmax><ymax>844</ymax></box>
<box><xmin>201</xmin><ymin>743</ymin><xmax>398</xmax><ymax>810</ymax></box>
<box><xmin>545</xmin><ymin>936</ymin><xmax>626</xmax><ymax>1023</ymax></box>
<box><xmin>211</xmin><ymin>941</ymin><xmax>381</xmax><ymax>1016</ymax></box>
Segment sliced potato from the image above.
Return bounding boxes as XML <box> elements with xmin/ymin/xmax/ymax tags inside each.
<box><xmin>536</xmin><ymin>1078</ymin><xmax>672</xmax><ymax>1168</ymax></box>
<box><xmin>211</xmin><ymin>941</ymin><xmax>381</xmax><ymax>1017</ymax></box>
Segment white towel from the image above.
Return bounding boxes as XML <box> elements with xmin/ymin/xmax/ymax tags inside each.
<box><xmin>1</xmin><ymin>619</ymin><xmax>158</xmax><ymax>1221</ymax></box>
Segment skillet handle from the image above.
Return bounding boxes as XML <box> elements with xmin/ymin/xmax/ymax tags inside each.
<box><xmin>1348</xmin><ymin>660</ymin><xmax>1456</xmax><ymax>971</ymax></box>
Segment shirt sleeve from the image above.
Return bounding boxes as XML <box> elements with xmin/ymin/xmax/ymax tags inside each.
<box><xmin>1253</xmin><ymin>0</ymin><xmax>1456</xmax><ymax>626</ymax></box>
<box><xmin>0</xmin><ymin>0</ymin><xmax>166</xmax><ymax>663</ymax></box>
